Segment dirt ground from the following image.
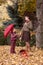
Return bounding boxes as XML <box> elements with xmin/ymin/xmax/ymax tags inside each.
<box><xmin>0</xmin><ymin>45</ymin><xmax>43</xmax><ymax>65</ymax></box>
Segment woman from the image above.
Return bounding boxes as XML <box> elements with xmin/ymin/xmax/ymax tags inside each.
<box><xmin>20</xmin><ymin>16</ymin><xmax>33</xmax><ymax>51</ymax></box>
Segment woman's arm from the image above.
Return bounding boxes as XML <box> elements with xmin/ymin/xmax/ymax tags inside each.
<box><xmin>28</xmin><ymin>21</ymin><xmax>33</xmax><ymax>31</ymax></box>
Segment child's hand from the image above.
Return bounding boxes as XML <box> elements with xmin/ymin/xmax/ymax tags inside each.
<box><xmin>16</xmin><ymin>33</ymin><xmax>20</xmax><ymax>38</ymax></box>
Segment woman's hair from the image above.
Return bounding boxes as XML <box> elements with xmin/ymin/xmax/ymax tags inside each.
<box><xmin>24</xmin><ymin>11</ymin><xmax>36</xmax><ymax>21</ymax></box>
<box><xmin>24</xmin><ymin>11</ymin><xmax>32</xmax><ymax>20</ymax></box>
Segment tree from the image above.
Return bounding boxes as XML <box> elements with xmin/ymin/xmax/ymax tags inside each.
<box><xmin>0</xmin><ymin>0</ymin><xmax>6</xmax><ymax>5</ymax></box>
<box><xmin>18</xmin><ymin>0</ymin><xmax>36</xmax><ymax>16</ymax></box>
<box><xmin>36</xmin><ymin>0</ymin><xmax>43</xmax><ymax>48</ymax></box>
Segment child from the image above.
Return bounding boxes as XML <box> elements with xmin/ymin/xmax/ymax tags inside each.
<box><xmin>10</xmin><ymin>28</ymin><xmax>17</xmax><ymax>53</ymax></box>
<box><xmin>20</xmin><ymin>16</ymin><xmax>33</xmax><ymax>51</ymax></box>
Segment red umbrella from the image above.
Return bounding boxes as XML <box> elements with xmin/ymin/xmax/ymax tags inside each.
<box><xmin>4</xmin><ymin>24</ymin><xmax>14</xmax><ymax>38</ymax></box>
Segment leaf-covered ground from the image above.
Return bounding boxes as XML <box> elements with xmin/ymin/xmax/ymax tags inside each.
<box><xmin>0</xmin><ymin>45</ymin><xmax>43</xmax><ymax>65</ymax></box>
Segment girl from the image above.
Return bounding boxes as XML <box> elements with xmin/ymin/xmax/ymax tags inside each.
<box><xmin>10</xmin><ymin>28</ymin><xmax>17</xmax><ymax>53</ymax></box>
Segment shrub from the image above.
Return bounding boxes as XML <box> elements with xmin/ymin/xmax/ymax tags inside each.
<box><xmin>0</xmin><ymin>27</ymin><xmax>8</xmax><ymax>45</ymax></box>
<box><xmin>30</xmin><ymin>35</ymin><xmax>36</xmax><ymax>47</ymax></box>
<box><xmin>0</xmin><ymin>30</ymin><xmax>7</xmax><ymax>45</ymax></box>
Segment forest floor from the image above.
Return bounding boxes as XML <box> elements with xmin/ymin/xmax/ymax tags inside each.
<box><xmin>0</xmin><ymin>45</ymin><xmax>43</xmax><ymax>65</ymax></box>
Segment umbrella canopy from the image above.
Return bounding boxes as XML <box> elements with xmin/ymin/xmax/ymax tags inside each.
<box><xmin>4</xmin><ymin>24</ymin><xmax>14</xmax><ymax>38</ymax></box>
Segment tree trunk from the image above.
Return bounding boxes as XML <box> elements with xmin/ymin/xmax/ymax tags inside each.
<box><xmin>36</xmin><ymin>0</ymin><xmax>43</xmax><ymax>48</ymax></box>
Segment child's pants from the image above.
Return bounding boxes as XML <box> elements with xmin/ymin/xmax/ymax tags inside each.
<box><xmin>10</xmin><ymin>40</ymin><xmax>16</xmax><ymax>53</ymax></box>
